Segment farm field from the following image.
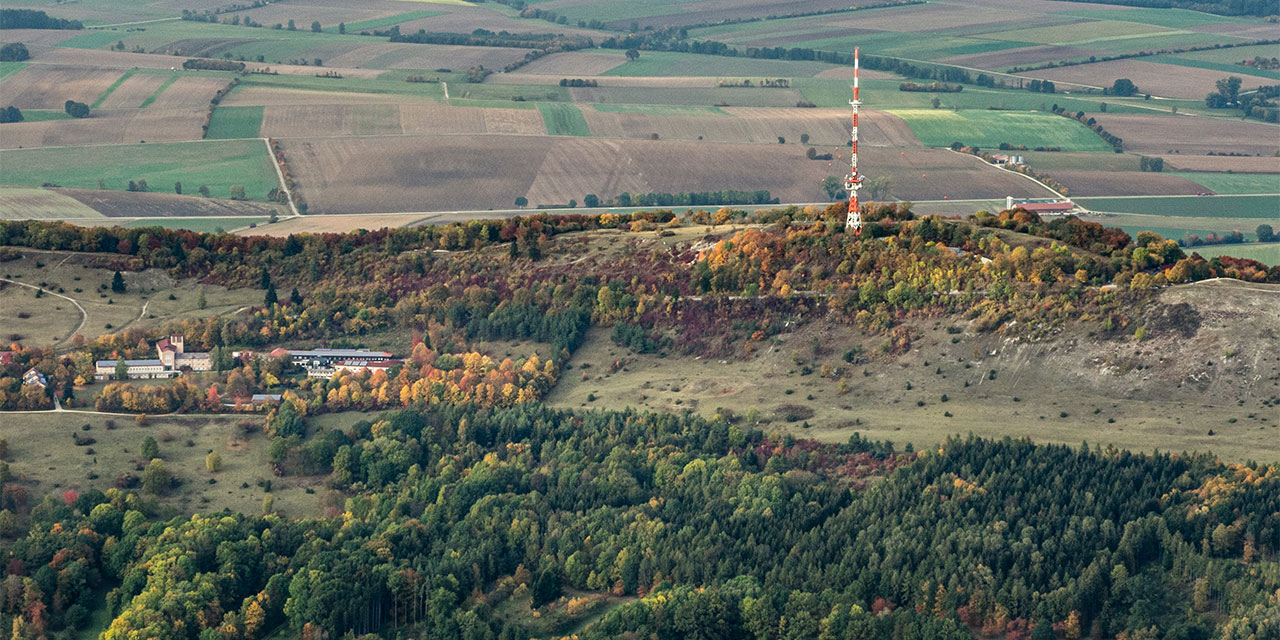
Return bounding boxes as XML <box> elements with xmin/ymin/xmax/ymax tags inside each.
<box><xmin>1171</xmin><ymin>172</ymin><xmax>1280</xmax><ymax>195</ymax></box>
<box><xmin>601</xmin><ymin>51</ymin><xmax>843</xmax><ymax>78</ymax></box>
<box><xmin>1092</xmin><ymin>113</ymin><xmax>1280</xmax><ymax>156</ymax></box>
<box><xmin>0</xmin><ymin>108</ymin><xmax>207</xmax><ymax>149</ymax></box>
<box><xmin>0</xmin><ymin>188</ymin><xmax>105</xmax><ymax>220</ymax></box>
<box><xmin>283</xmin><ymin>135</ymin><xmax>1053</xmax><ymax>213</ymax></box>
<box><xmin>206</xmin><ymin>105</ymin><xmax>265</xmax><ymax>139</ymax></box>
<box><xmin>538</xmin><ymin>102</ymin><xmax>591</xmax><ymax>136</ymax></box>
<box><xmin>0</xmin><ymin>65</ymin><xmax>126</xmax><ymax>109</ymax></box>
<box><xmin>59</xmin><ymin>188</ymin><xmax>284</xmax><ymax>218</ymax></box>
<box><xmin>1044</xmin><ymin>171</ymin><xmax>1209</xmax><ymax>197</ymax></box>
<box><xmin>1081</xmin><ymin>212</ymin><xmax>1269</xmax><ymax>244</ymax></box>
<box><xmin>1076</xmin><ymin>194</ymin><xmax>1280</xmax><ymax>218</ymax></box>
<box><xmin>0</xmin><ymin>140</ymin><xmax>280</xmax><ymax>203</ymax></box>
<box><xmin>1028</xmin><ymin>58</ymin><xmax>1276</xmax><ymax>99</ymax></box>
<box><xmin>889</xmin><ymin>109</ymin><xmax>1113</xmax><ymax>151</ymax></box>
<box><xmin>1160</xmin><ymin>155</ymin><xmax>1280</xmax><ymax>173</ymax></box>
<box><xmin>1189</xmin><ymin>242</ymin><xmax>1280</xmax><ymax>264</ymax></box>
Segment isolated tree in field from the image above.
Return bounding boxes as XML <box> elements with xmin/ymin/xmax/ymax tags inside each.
<box><xmin>141</xmin><ymin>436</ymin><xmax>159</xmax><ymax>459</ymax></box>
<box><xmin>111</xmin><ymin>271</ymin><xmax>126</xmax><ymax>293</ymax></box>
<box><xmin>800</xmin><ymin>133</ymin><xmax>809</xmax><ymax>144</ymax></box>
<box><xmin>206</xmin><ymin>451</ymin><xmax>222</xmax><ymax>472</ymax></box>
<box><xmin>287</xmin><ymin>19</ymin><xmax>296</xmax><ymax>30</ymax></box>
<box><xmin>865</xmin><ymin>176</ymin><xmax>893</xmax><ymax>201</ymax></box>
<box><xmin>1111</xmin><ymin>78</ymin><xmax>1137</xmax><ymax>97</ymax></box>
<box><xmin>338</xmin><ymin>22</ymin><xmax>345</xmax><ymax>34</ymax></box>
<box><xmin>821</xmin><ymin>176</ymin><xmax>844</xmax><ymax>201</ymax></box>
<box><xmin>1257</xmin><ymin>224</ymin><xmax>1276</xmax><ymax>242</ymax></box>
<box><xmin>64</xmin><ymin>100</ymin><xmax>89</xmax><ymax>118</ymax></box>
<box><xmin>174</xmin><ymin>181</ymin><xmax>182</xmax><ymax>195</ymax></box>
<box><xmin>625</xmin><ymin>48</ymin><xmax>640</xmax><ymax>61</ymax></box>
<box><xmin>229</xmin><ymin>185</ymin><xmax>246</xmax><ymax>200</ymax></box>
<box><xmin>311</xmin><ymin>21</ymin><xmax>321</xmax><ymax>33</ymax></box>
<box><xmin>931</xmin><ymin>96</ymin><xmax>941</xmax><ymax>109</ymax></box>
<box><xmin>141</xmin><ymin>458</ymin><xmax>169</xmax><ymax>494</ymax></box>
<box><xmin>584</xmin><ymin>194</ymin><xmax>599</xmax><ymax>208</ymax></box>
<box><xmin>514</xmin><ymin>196</ymin><xmax>528</xmax><ymax>208</ymax></box>
<box><xmin>197</xmin><ymin>288</ymin><xmax>206</xmax><ymax>309</ymax></box>
<box><xmin>0</xmin><ymin>105</ymin><xmax>22</xmax><ymax>123</ymax></box>
<box><xmin>198</xmin><ymin>185</ymin><xmax>210</xmax><ymax>197</ymax></box>
<box><xmin>0</xmin><ymin>43</ymin><xmax>30</xmax><ymax>62</ymax></box>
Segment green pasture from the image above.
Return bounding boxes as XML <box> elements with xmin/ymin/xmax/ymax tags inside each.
<box><xmin>449</xmin><ymin>82</ymin><xmax>568</xmax><ymax>103</ymax></box>
<box><xmin>58</xmin><ymin>19</ymin><xmax>362</xmax><ymax>64</ymax></box>
<box><xmin>125</xmin><ymin>217</ymin><xmax>269</xmax><ymax>233</ymax></box>
<box><xmin>602</xmin><ymin>51</ymin><xmax>839</xmax><ymax>78</ymax></box>
<box><xmin>206</xmin><ymin>106</ymin><xmax>265</xmax><ymax>139</ymax></box>
<box><xmin>991</xmin><ymin>19</ymin><xmax>1176</xmax><ymax>46</ymax></box>
<box><xmin>1060</xmin><ymin>8</ymin><xmax>1254</xmax><ymax>28</ymax></box>
<box><xmin>539</xmin><ymin>102</ymin><xmax>590</xmax><ymax>136</ymax></box>
<box><xmin>323</xmin><ymin>10</ymin><xmax>445</xmax><ymax>33</ymax></box>
<box><xmin>1077</xmin><ymin>194</ymin><xmax>1280</xmax><ymax>219</ymax></box>
<box><xmin>1189</xmin><ymin>242</ymin><xmax>1280</xmax><ymax>264</ymax></box>
<box><xmin>0</xmin><ymin>140</ymin><xmax>279</xmax><ymax>202</ymax></box>
<box><xmin>575</xmin><ymin>85</ymin><xmax>800</xmax><ymax>108</ymax></box>
<box><xmin>1171</xmin><ymin>44</ymin><xmax>1280</xmax><ymax>65</ymax></box>
<box><xmin>1146</xmin><ymin>55</ymin><xmax>1280</xmax><ymax>81</ymax></box>
<box><xmin>1174</xmin><ymin>172</ymin><xmax>1280</xmax><ymax>195</ymax></box>
<box><xmin>17</xmin><ymin>109</ymin><xmax>75</xmax><ymax>122</ymax></box>
<box><xmin>889</xmin><ymin>109</ymin><xmax>1113</xmax><ymax>151</ymax></box>
<box><xmin>0</xmin><ymin>61</ymin><xmax>29</xmax><ymax>81</ymax></box>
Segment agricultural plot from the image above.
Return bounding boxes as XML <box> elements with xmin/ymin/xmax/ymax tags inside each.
<box><xmin>515</xmin><ymin>51</ymin><xmax>630</xmax><ymax>76</ymax></box>
<box><xmin>0</xmin><ymin>140</ymin><xmax>279</xmax><ymax>202</ymax></box>
<box><xmin>1029</xmin><ymin>59</ymin><xmax>1275</xmax><ymax>99</ymax></box>
<box><xmin>1093</xmin><ymin>113</ymin><xmax>1280</xmax><ymax>156</ymax></box>
<box><xmin>1171</xmin><ymin>172</ymin><xmax>1280</xmax><ymax>195</ymax></box>
<box><xmin>1160</xmin><ymin>155</ymin><xmax>1280</xmax><ymax>173</ymax></box>
<box><xmin>568</xmin><ymin>85</ymin><xmax>804</xmax><ymax>108</ymax></box>
<box><xmin>889</xmin><ymin>109</ymin><xmax>1113</xmax><ymax>151</ymax></box>
<box><xmin>601</xmin><ymin>51</ymin><xmax>841</xmax><ymax>78</ymax></box>
<box><xmin>522</xmin><ymin>0</ymin><xmax>869</xmax><ymax>30</ymax></box>
<box><xmin>0</xmin><ymin>66</ymin><xmax>125</xmax><ymax>109</ymax></box>
<box><xmin>0</xmin><ymin>188</ymin><xmax>105</xmax><ymax>221</ymax></box>
<box><xmin>123</xmin><ymin>217</ymin><xmax>269</xmax><ymax>233</ymax></box>
<box><xmin>145</xmin><ymin>75</ymin><xmax>232</xmax><ymax>109</ymax></box>
<box><xmin>93</xmin><ymin>71</ymin><xmax>173</xmax><ymax>109</ymax></box>
<box><xmin>1190</xmin><ymin>242</ymin><xmax>1280</xmax><ymax>264</ymax></box>
<box><xmin>207</xmin><ymin>106</ymin><xmax>265</xmax><ymax>139</ymax></box>
<box><xmin>58</xmin><ymin>188</ymin><xmax>285</xmax><ymax>218</ymax></box>
<box><xmin>254</xmin><ymin>102</ymin><xmax>544</xmax><ymax>137</ymax></box>
<box><xmin>0</xmin><ymin>109</ymin><xmax>206</xmax><ymax>149</ymax></box>
<box><xmin>1041</xmin><ymin>171</ymin><xmax>1209</xmax><ymax>197</ymax></box>
<box><xmin>284</xmin><ymin>134</ymin><xmax>1051</xmax><ymax>214</ymax></box>
<box><xmin>538</xmin><ymin>103</ymin><xmax>591</xmax><ymax>136</ymax></box>
<box><xmin>1076</xmin><ymin>194</ymin><xmax>1280</xmax><ymax>219</ymax></box>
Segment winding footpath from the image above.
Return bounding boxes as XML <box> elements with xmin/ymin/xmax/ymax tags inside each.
<box><xmin>0</xmin><ymin>277</ymin><xmax>88</xmax><ymax>348</ymax></box>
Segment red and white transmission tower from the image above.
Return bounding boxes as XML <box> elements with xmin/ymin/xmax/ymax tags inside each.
<box><xmin>845</xmin><ymin>47</ymin><xmax>864</xmax><ymax>234</ymax></box>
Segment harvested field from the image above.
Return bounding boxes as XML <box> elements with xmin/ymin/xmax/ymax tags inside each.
<box><xmin>96</xmin><ymin>72</ymin><xmax>169</xmax><ymax>109</ymax></box>
<box><xmin>1042</xmin><ymin>171</ymin><xmax>1208</xmax><ymax>197</ymax></box>
<box><xmin>1093</xmin><ymin>114</ymin><xmax>1280</xmax><ymax>156</ymax></box>
<box><xmin>146</xmin><ymin>75</ymin><xmax>233</xmax><ymax>109</ymax></box>
<box><xmin>285</xmin><ymin>134</ymin><xmax>1053</xmax><ymax>213</ymax></box>
<box><xmin>59</xmin><ymin>188</ymin><xmax>284</xmax><ymax>217</ymax></box>
<box><xmin>0</xmin><ymin>109</ymin><xmax>204</xmax><ymax>149</ymax></box>
<box><xmin>0</xmin><ymin>188</ymin><xmax>105</xmax><ymax>221</ymax></box>
<box><xmin>727</xmin><ymin>107</ymin><xmax>922</xmax><ymax>147</ymax></box>
<box><xmin>515</xmin><ymin>51</ymin><xmax>628</xmax><ymax>76</ymax></box>
<box><xmin>567</xmin><ymin>85</ymin><xmax>804</xmax><ymax>108</ymax></box>
<box><xmin>221</xmin><ymin>87</ymin><xmax>439</xmax><ymax>107</ymax></box>
<box><xmin>322</xmin><ymin>42</ymin><xmax>528</xmax><ymax>71</ymax></box>
<box><xmin>0</xmin><ymin>28</ymin><xmax>84</xmax><ymax>47</ymax></box>
<box><xmin>1159</xmin><ymin>155</ymin><xmax>1280</xmax><ymax>173</ymax></box>
<box><xmin>492</xmin><ymin>74</ymin><xmax>717</xmax><ymax>88</ymax></box>
<box><xmin>0</xmin><ymin>66</ymin><xmax>124</xmax><ymax>109</ymax></box>
<box><xmin>941</xmin><ymin>45</ymin><xmax>1105</xmax><ymax>70</ymax></box>
<box><xmin>601</xmin><ymin>51</ymin><xmax>841</xmax><ymax>78</ymax></box>
<box><xmin>255</xmin><ymin>102</ymin><xmax>544</xmax><ymax>137</ymax></box>
<box><xmin>1029</xmin><ymin>59</ymin><xmax>1275</xmax><ymax>99</ymax></box>
<box><xmin>813</xmin><ymin>67</ymin><xmax>900</xmax><ymax>80</ymax></box>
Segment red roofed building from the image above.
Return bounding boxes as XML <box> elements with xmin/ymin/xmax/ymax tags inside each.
<box><xmin>1007</xmin><ymin>197</ymin><xmax>1075</xmax><ymax>215</ymax></box>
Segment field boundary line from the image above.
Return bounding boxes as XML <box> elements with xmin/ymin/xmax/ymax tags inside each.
<box><xmin>946</xmin><ymin>149</ymin><xmax>1064</xmax><ymax>198</ymax></box>
<box><xmin>87</xmin><ymin>17</ymin><xmax>180</xmax><ymax>29</ymax></box>
<box><xmin>0</xmin><ymin>277</ymin><xmax>87</xmax><ymax>347</ymax></box>
<box><xmin>262</xmin><ymin>137</ymin><xmax>300</xmax><ymax>217</ymax></box>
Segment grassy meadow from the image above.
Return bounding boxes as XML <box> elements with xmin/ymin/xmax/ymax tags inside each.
<box><xmin>890</xmin><ymin>109</ymin><xmax>1115</xmax><ymax>151</ymax></box>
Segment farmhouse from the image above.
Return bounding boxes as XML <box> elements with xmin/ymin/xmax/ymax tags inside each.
<box><xmin>1006</xmin><ymin>197</ymin><xmax>1076</xmax><ymax>215</ymax></box>
<box><xmin>94</xmin><ymin>334</ymin><xmax>211</xmax><ymax>380</ymax></box>
<box><xmin>22</xmin><ymin>368</ymin><xmax>47</xmax><ymax>388</ymax></box>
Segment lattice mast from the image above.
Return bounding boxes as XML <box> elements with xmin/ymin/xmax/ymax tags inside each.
<box><xmin>845</xmin><ymin>47</ymin><xmax>864</xmax><ymax>234</ymax></box>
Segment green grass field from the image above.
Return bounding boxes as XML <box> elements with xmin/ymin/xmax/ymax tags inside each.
<box><xmin>124</xmin><ymin>217</ymin><xmax>269</xmax><ymax>233</ymax></box>
<box><xmin>0</xmin><ymin>61</ymin><xmax>29</xmax><ymax>81</ymax></box>
<box><xmin>1189</xmin><ymin>242</ymin><xmax>1280</xmax><ymax>264</ymax></box>
<box><xmin>1077</xmin><ymin>194</ymin><xmax>1280</xmax><ymax>218</ymax></box>
<box><xmin>0</xmin><ymin>140</ymin><xmax>279</xmax><ymax>202</ymax></box>
<box><xmin>538</xmin><ymin>102</ymin><xmax>590</xmax><ymax>136</ymax></box>
<box><xmin>1175</xmin><ymin>172</ymin><xmax>1280</xmax><ymax>195</ymax></box>
<box><xmin>1060</xmin><ymin>8</ymin><xmax>1253</xmax><ymax>28</ymax></box>
<box><xmin>323</xmin><ymin>10</ymin><xmax>445</xmax><ymax>33</ymax></box>
<box><xmin>889</xmin><ymin>109</ymin><xmax>1114</xmax><ymax>151</ymax></box>
<box><xmin>207</xmin><ymin>106</ymin><xmax>265</xmax><ymax>139</ymax></box>
<box><xmin>1147</xmin><ymin>54</ymin><xmax>1280</xmax><ymax>81</ymax></box>
<box><xmin>602</xmin><ymin>51</ymin><xmax>838</xmax><ymax>78</ymax></box>
<box><xmin>18</xmin><ymin>109</ymin><xmax>75</xmax><ymax>122</ymax></box>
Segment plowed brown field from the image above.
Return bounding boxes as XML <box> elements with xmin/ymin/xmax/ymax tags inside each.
<box><xmin>1094</xmin><ymin>114</ymin><xmax>1280</xmax><ymax>156</ymax></box>
<box><xmin>1</xmin><ymin>67</ymin><xmax>123</xmax><ymax>109</ymax></box>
